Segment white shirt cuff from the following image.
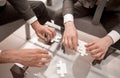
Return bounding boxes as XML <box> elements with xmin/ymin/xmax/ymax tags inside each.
<box><xmin>108</xmin><ymin>30</ymin><xmax>120</xmax><ymax>43</ymax></box>
<box><xmin>64</xmin><ymin>14</ymin><xmax>74</xmax><ymax>24</ymax></box>
<box><xmin>27</xmin><ymin>16</ymin><xmax>38</xmax><ymax>25</ymax></box>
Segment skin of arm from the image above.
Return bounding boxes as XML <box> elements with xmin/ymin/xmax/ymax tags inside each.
<box><xmin>0</xmin><ymin>49</ymin><xmax>51</xmax><ymax>67</ymax></box>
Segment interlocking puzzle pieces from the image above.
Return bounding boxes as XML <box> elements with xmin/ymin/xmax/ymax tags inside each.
<box><xmin>34</xmin><ymin>72</ymin><xmax>44</xmax><ymax>78</ymax></box>
<box><xmin>31</xmin><ymin>37</ymin><xmax>50</xmax><ymax>50</ymax></box>
<box><xmin>64</xmin><ymin>40</ymin><xmax>88</xmax><ymax>56</ymax></box>
<box><xmin>45</xmin><ymin>21</ymin><xmax>61</xmax><ymax>31</ymax></box>
<box><xmin>49</xmin><ymin>36</ymin><xmax>88</xmax><ymax>56</ymax></box>
<box><xmin>56</xmin><ymin>60</ymin><xmax>67</xmax><ymax>77</ymax></box>
<box><xmin>45</xmin><ymin>21</ymin><xmax>62</xmax><ymax>43</ymax></box>
<box><xmin>77</xmin><ymin>40</ymin><xmax>88</xmax><ymax>56</ymax></box>
<box><xmin>51</xmin><ymin>33</ymin><xmax>62</xmax><ymax>43</ymax></box>
<box><xmin>52</xmin><ymin>37</ymin><xmax>88</xmax><ymax>56</ymax></box>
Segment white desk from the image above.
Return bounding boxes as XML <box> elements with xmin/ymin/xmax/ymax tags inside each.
<box><xmin>0</xmin><ymin>30</ymin><xmax>120</xmax><ymax>78</ymax></box>
<box><xmin>22</xmin><ymin>30</ymin><xmax>120</xmax><ymax>78</ymax></box>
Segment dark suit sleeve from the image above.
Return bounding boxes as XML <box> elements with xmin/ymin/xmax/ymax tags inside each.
<box><xmin>111</xmin><ymin>13</ymin><xmax>120</xmax><ymax>34</ymax></box>
<box><xmin>113</xmin><ymin>12</ymin><xmax>120</xmax><ymax>34</ymax></box>
<box><xmin>113</xmin><ymin>25</ymin><xmax>120</xmax><ymax>34</ymax></box>
<box><xmin>62</xmin><ymin>0</ymin><xmax>74</xmax><ymax>16</ymax></box>
<box><xmin>7</xmin><ymin>0</ymin><xmax>35</xmax><ymax>21</ymax></box>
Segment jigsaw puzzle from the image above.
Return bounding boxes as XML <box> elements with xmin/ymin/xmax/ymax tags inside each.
<box><xmin>56</xmin><ymin>60</ymin><xmax>67</xmax><ymax>77</ymax></box>
<box><xmin>77</xmin><ymin>40</ymin><xmax>88</xmax><ymax>56</ymax></box>
<box><xmin>10</xmin><ymin>21</ymin><xmax>89</xmax><ymax>78</ymax></box>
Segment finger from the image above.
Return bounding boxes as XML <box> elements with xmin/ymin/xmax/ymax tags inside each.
<box><xmin>36</xmin><ymin>49</ymin><xmax>48</xmax><ymax>54</ymax></box>
<box><xmin>40</xmin><ymin>54</ymin><xmax>51</xmax><ymax>59</ymax></box>
<box><xmin>68</xmin><ymin>37</ymin><xmax>73</xmax><ymax>49</ymax></box>
<box><xmin>87</xmin><ymin>44</ymin><xmax>98</xmax><ymax>51</ymax></box>
<box><xmin>64</xmin><ymin>36</ymin><xmax>69</xmax><ymax>48</ymax></box>
<box><xmin>92</xmin><ymin>52</ymin><xmax>103</xmax><ymax>60</ymax></box>
<box><xmin>89</xmin><ymin>48</ymin><xmax>101</xmax><ymax>55</ymax></box>
<box><xmin>53</xmin><ymin>28</ymin><xmax>56</xmax><ymax>37</ymax></box>
<box><xmin>46</xmin><ymin>28</ymin><xmax>54</xmax><ymax>39</ymax></box>
<box><xmin>47</xmin><ymin>27</ymin><xmax>56</xmax><ymax>38</ymax></box>
<box><xmin>61</xmin><ymin>38</ymin><xmax>64</xmax><ymax>47</ymax></box>
<box><xmin>72</xmin><ymin>36</ymin><xmax>78</xmax><ymax>51</ymax></box>
<box><xmin>98</xmin><ymin>52</ymin><xmax>106</xmax><ymax>60</ymax></box>
<box><xmin>40</xmin><ymin>58</ymin><xmax>51</xmax><ymax>64</ymax></box>
<box><xmin>44</xmin><ymin>29</ymin><xmax>53</xmax><ymax>39</ymax></box>
<box><xmin>38</xmin><ymin>33</ymin><xmax>47</xmax><ymax>41</ymax></box>
<box><xmin>35</xmin><ymin>63</ymin><xmax>45</xmax><ymax>67</ymax></box>
<box><xmin>29</xmin><ymin>61</ymin><xmax>45</xmax><ymax>67</ymax></box>
<box><xmin>85</xmin><ymin>42</ymin><xmax>94</xmax><ymax>47</ymax></box>
<box><xmin>62</xmin><ymin>36</ymin><xmax>67</xmax><ymax>48</ymax></box>
<box><xmin>62</xmin><ymin>38</ymin><xmax>64</xmax><ymax>45</ymax></box>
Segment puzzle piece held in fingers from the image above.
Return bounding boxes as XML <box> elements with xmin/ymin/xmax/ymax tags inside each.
<box><xmin>77</xmin><ymin>40</ymin><xmax>88</xmax><ymax>56</ymax></box>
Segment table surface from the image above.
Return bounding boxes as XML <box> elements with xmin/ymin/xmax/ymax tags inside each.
<box><xmin>24</xmin><ymin>30</ymin><xmax>120</xmax><ymax>78</ymax></box>
<box><xmin>22</xmin><ymin>37</ymin><xmax>92</xmax><ymax>78</ymax></box>
<box><xmin>0</xmin><ymin>30</ymin><xmax>120</xmax><ymax>78</ymax></box>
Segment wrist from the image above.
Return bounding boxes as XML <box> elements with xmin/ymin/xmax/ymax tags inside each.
<box><xmin>31</xmin><ymin>20</ymin><xmax>42</xmax><ymax>31</ymax></box>
<box><xmin>104</xmin><ymin>35</ymin><xmax>113</xmax><ymax>46</ymax></box>
<box><xmin>0</xmin><ymin>50</ymin><xmax>21</xmax><ymax>63</ymax></box>
<box><xmin>64</xmin><ymin>21</ymin><xmax>75</xmax><ymax>29</ymax></box>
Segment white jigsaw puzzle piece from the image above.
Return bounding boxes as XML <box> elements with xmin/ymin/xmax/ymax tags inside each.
<box><xmin>51</xmin><ymin>33</ymin><xmax>62</xmax><ymax>43</ymax></box>
<box><xmin>51</xmin><ymin>35</ymin><xmax>61</xmax><ymax>42</ymax></box>
<box><xmin>77</xmin><ymin>40</ymin><xmax>88</xmax><ymax>56</ymax></box>
<box><xmin>62</xmin><ymin>63</ymin><xmax>67</xmax><ymax>74</ymax></box>
<box><xmin>45</xmin><ymin>21</ymin><xmax>61</xmax><ymax>30</ymax></box>
<box><xmin>56</xmin><ymin>60</ymin><xmax>67</xmax><ymax>77</ymax></box>
<box><xmin>30</xmin><ymin>37</ymin><xmax>50</xmax><ymax>49</ymax></box>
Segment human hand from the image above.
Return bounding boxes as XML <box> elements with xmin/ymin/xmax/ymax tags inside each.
<box><xmin>32</xmin><ymin>21</ymin><xmax>56</xmax><ymax>42</ymax></box>
<box><xmin>11</xmin><ymin>49</ymin><xmax>51</xmax><ymax>67</ymax></box>
<box><xmin>62</xmin><ymin>22</ymin><xmax>78</xmax><ymax>51</ymax></box>
<box><xmin>85</xmin><ymin>35</ymin><xmax>113</xmax><ymax>60</ymax></box>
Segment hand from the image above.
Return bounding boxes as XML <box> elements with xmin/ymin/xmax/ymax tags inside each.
<box><xmin>18</xmin><ymin>49</ymin><xmax>51</xmax><ymax>67</ymax></box>
<box><xmin>1</xmin><ymin>49</ymin><xmax>51</xmax><ymax>67</ymax></box>
<box><xmin>85</xmin><ymin>35</ymin><xmax>113</xmax><ymax>60</ymax></box>
<box><xmin>32</xmin><ymin>21</ymin><xmax>56</xmax><ymax>42</ymax></box>
<box><xmin>62</xmin><ymin>22</ymin><xmax>78</xmax><ymax>51</ymax></box>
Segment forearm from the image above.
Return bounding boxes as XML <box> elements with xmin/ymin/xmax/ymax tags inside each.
<box><xmin>0</xmin><ymin>50</ymin><xmax>20</xmax><ymax>63</ymax></box>
<box><xmin>31</xmin><ymin>20</ymin><xmax>42</xmax><ymax>31</ymax></box>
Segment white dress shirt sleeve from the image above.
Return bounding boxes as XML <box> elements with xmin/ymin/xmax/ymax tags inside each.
<box><xmin>26</xmin><ymin>16</ymin><xmax>38</xmax><ymax>25</ymax></box>
<box><xmin>108</xmin><ymin>30</ymin><xmax>120</xmax><ymax>43</ymax></box>
<box><xmin>64</xmin><ymin>14</ymin><xmax>74</xmax><ymax>24</ymax></box>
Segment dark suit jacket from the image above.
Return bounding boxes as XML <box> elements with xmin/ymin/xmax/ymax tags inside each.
<box><xmin>63</xmin><ymin>0</ymin><xmax>120</xmax><ymax>15</ymax></box>
<box><xmin>0</xmin><ymin>0</ymin><xmax>35</xmax><ymax>21</ymax></box>
<box><xmin>0</xmin><ymin>0</ymin><xmax>6</xmax><ymax>7</ymax></box>
<box><xmin>62</xmin><ymin>0</ymin><xmax>120</xmax><ymax>34</ymax></box>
